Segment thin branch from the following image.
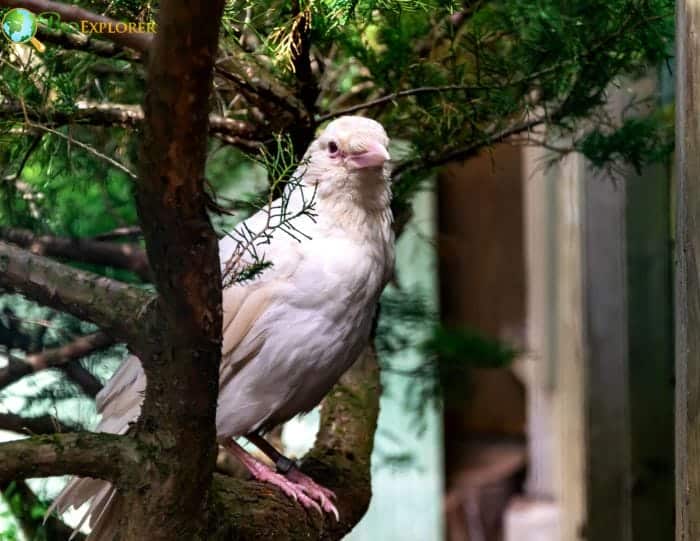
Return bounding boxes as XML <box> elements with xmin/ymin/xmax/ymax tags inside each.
<box><xmin>8</xmin><ymin>133</ymin><xmax>43</xmax><ymax>182</ymax></box>
<box><xmin>0</xmin><ymin>227</ymin><xmax>151</xmax><ymax>281</ymax></box>
<box><xmin>214</xmin><ymin>62</ymin><xmax>310</xmax><ymax>125</ymax></box>
<box><xmin>0</xmin><ymin>480</ymin><xmax>84</xmax><ymax>541</ymax></box>
<box><xmin>392</xmin><ymin>116</ymin><xmax>545</xmax><ymax>181</ymax></box>
<box><xmin>0</xmin><ymin>241</ymin><xmax>158</xmax><ymax>348</ymax></box>
<box><xmin>0</xmin><ymin>331</ymin><xmax>112</xmax><ymax>395</ymax></box>
<box><xmin>60</xmin><ymin>361</ymin><xmax>103</xmax><ymax>397</ymax></box>
<box><xmin>0</xmin><ymin>432</ymin><xmax>142</xmax><ymax>485</ymax></box>
<box><xmin>290</xmin><ymin>1</ymin><xmax>318</xmax><ymax>112</ymax></box>
<box><xmin>0</xmin><ymin>412</ymin><xmax>79</xmax><ymax>435</ymax></box>
<box><xmin>91</xmin><ymin>226</ymin><xmax>142</xmax><ymax>241</ymax></box>
<box><xmin>0</xmin><ymin>0</ymin><xmax>153</xmax><ymax>52</ymax></box>
<box><xmin>28</xmin><ymin>122</ymin><xmax>138</xmax><ymax>179</ymax></box>
<box><xmin>318</xmin><ymin>84</ymin><xmax>481</xmax><ymax>122</ymax></box>
<box><xmin>0</xmin><ymin>353</ymin><xmax>37</xmax><ymax>391</ymax></box>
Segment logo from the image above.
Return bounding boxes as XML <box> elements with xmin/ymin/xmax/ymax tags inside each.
<box><xmin>2</xmin><ymin>8</ymin><xmax>45</xmax><ymax>52</ymax></box>
<box><xmin>1</xmin><ymin>8</ymin><xmax>157</xmax><ymax>53</ymax></box>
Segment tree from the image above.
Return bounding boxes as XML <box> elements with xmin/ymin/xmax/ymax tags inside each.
<box><xmin>0</xmin><ymin>0</ymin><xmax>673</xmax><ymax>539</ymax></box>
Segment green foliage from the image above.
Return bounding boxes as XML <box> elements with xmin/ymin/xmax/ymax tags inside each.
<box><xmin>579</xmin><ymin>107</ymin><xmax>674</xmax><ymax>174</ymax></box>
<box><xmin>1</xmin><ymin>0</ymin><xmax>675</xmax><ymax>223</ymax></box>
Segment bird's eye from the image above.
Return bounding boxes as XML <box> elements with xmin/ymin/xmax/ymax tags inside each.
<box><xmin>328</xmin><ymin>141</ymin><xmax>338</xmax><ymax>154</ymax></box>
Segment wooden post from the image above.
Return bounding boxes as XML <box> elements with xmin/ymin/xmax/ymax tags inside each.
<box><xmin>627</xmin><ymin>163</ymin><xmax>674</xmax><ymax>540</ymax></box>
<box><xmin>583</xmin><ymin>167</ymin><xmax>632</xmax><ymax>541</ymax></box>
<box><xmin>676</xmin><ymin>2</ymin><xmax>700</xmax><ymax>539</ymax></box>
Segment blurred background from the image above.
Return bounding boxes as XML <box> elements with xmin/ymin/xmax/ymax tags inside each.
<box><xmin>0</xmin><ymin>1</ymin><xmax>677</xmax><ymax>540</ymax></box>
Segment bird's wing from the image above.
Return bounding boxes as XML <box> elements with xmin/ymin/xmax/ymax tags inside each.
<box><xmin>219</xmin><ymin>189</ymin><xmax>313</xmax><ymax>357</ymax></box>
<box><xmin>95</xmin><ymin>354</ymin><xmax>145</xmax><ymax>434</ymax></box>
<box><xmin>222</xmin><ymin>284</ymin><xmax>273</xmax><ymax>357</ymax></box>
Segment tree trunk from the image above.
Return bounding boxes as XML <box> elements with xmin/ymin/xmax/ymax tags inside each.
<box><xmin>116</xmin><ymin>1</ymin><xmax>226</xmax><ymax>539</ymax></box>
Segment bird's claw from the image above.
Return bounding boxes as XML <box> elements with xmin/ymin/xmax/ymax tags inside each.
<box><xmin>285</xmin><ymin>467</ymin><xmax>339</xmax><ymax>521</ymax></box>
<box><xmin>247</xmin><ymin>464</ymin><xmax>338</xmax><ymax>520</ymax></box>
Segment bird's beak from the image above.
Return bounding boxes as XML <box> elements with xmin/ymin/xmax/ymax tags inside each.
<box><xmin>346</xmin><ymin>141</ymin><xmax>391</xmax><ymax>170</ymax></box>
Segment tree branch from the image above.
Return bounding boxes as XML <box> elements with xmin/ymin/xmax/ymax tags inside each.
<box><xmin>91</xmin><ymin>226</ymin><xmax>142</xmax><ymax>241</ymax></box>
<box><xmin>27</xmin><ymin>332</ymin><xmax>108</xmax><ymax>397</ymax></box>
<box><xmin>59</xmin><ymin>361</ymin><xmax>103</xmax><ymax>397</ymax></box>
<box><xmin>36</xmin><ymin>23</ymin><xmax>140</xmax><ymax>61</ymax></box>
<box><xmin>0</xmin><ymin>226</ymin><xmax>152</xmax><ymax>281</ymax></box>
<box><xmin>0</xmin><ymin>348</ymin><xmax>104</xmax><ymax>397</ymax></box>
<box><xmin>2</xmin><ymin>5</ymin><xmax>306</xmax><ymax>142</ymax></box>
<box><xmin>0</xmin><ymin>0</ymin><xmax>152</xmax><ymax>51</ymax></box>
<box><xmin>290</xmin><ymin>1</ymin><xmax>318</xmax><ymax>113</ymax></box>
<box><xmin>0</xmin><ymin>432</ymin><xmax>142</xmax><ymax>485</ymax></box>
<box><xmin>0</xmin><ymin>103</ymin><xmax>261</xmax><ymax>153</ymax></box>
<box><xmin>214</xmin><ymin>60</ymin><xmax>312</xmax><ymax>127</ymax></box>
<box><xmin>0</xmin><ymin>412</ymin><xmax>79</xmax><ymax>435</ymax></box>
<box><xmin>392</xmin><ymin>116</ymin><xmax>545</xmax><ymax>181</ymax></box>
<box><xmin>0</xmin><ymin>241</ymin><xmax>157</xmax><ymax>347</ymax></box>
<box><xmin>23</xmin><ymin>332</ymin><xmax>113</xmax><ymax>371</ymax></box>
<box><xmin>1</xmin><ymin>480</ymin><xmax>84</xmax><ymax>541</ymax></box>
<box><xmin>317</xmin><ymin>84</ymin><xmax>481</xmax><ymax>122</ymax></box>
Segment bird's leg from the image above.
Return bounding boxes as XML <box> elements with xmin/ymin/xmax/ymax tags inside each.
<box><xmin>244</xmin><ymin>433</ymin><xmax>339</xmax><ymax>520</ymax></box>
<box><xmin>222</xmin><ymin>439</ymin><xmax>323</xmax><ymax>514</ymax></box>
<box><xmin>246</xmin><ymin>432</ymin><xmax>295</xmax><ymax>473</ymax></box>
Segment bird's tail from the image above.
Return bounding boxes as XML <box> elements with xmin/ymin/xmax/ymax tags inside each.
<box><xmin>45</xmin><ymin>354</ymin><xmax>145</xmax><ymax>539</ymax></box>
<box><xmin>46</xmin><ymin>477</ymin><xmax>123</xmax><ymax>540</ymax></box>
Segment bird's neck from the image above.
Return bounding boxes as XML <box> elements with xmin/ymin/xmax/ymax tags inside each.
<box><xmin>317</xmin><ymin>172</ymin><xmax>393</xmax><ymax>241</ymax></box>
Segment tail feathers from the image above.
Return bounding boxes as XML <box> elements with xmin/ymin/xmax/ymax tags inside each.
<box><xmin>44</xmin><ymin>355</ymin><xmax>145</xmax><ymax>539</ymax></box>
<box><xmin>45</xmin><ymin>478</ymin><xmax>119</xmax><ymax>540</ymax></box>
<box><xmin>88</xmin><ymin>491</ymin><xmax>122</xmax><ymax>541</ymax></box>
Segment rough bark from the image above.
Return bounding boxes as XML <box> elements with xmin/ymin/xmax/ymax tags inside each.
<box><xmin>0</xmin><ymin>433</ymin><xmax>142</xmax><ymax>486</ymax></box>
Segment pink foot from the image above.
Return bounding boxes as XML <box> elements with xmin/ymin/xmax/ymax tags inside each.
<box><xmin>224</xmin><ymin>440</ymin><xmax>339</xmax><ymax>520</ymax></box>
<box><xmin>286</xmin><ymin>467</ymin><xmax>338</xmax><ymax>520</ymax></box>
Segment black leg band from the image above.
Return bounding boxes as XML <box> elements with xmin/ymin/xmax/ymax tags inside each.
<box><xmin>275</xmin><ymin>456</ymin><xmax>295</xmax><ymax>474</ymax></box>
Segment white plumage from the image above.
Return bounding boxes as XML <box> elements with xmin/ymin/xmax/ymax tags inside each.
<box><xmin>49</xmin><ymin>116</ymin><xmax>394</xmax><ymax>537</ymax></box>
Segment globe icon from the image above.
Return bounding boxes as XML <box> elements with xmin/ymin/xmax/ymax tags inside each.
<box><xmin>2</xmin><ymin>8</ymin><xmax>44</xmax><ymax>52</ymax></box>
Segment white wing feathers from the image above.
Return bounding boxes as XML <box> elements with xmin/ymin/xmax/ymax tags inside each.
<box><xmin>95</xmin><ymin>355</ymin><xmax>145</xmax><ymax>434</ymax></box>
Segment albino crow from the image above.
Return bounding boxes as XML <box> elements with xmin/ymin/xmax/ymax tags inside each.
<box><xmin>49</xmin><ymin>115</ymin><xmax>394</xmax><ymax>538</ymax></box>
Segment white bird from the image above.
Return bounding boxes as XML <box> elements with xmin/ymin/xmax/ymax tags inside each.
<box><xmin>48</xmin><ymin>116</ymin><xmax>394</xmax><ymax>538</ymax></box>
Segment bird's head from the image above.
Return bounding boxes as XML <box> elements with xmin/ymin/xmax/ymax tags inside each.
<box><xmin>300</xmin><ymin>116</ymin><xmax>391</xmax><ymax>204</ymax></box>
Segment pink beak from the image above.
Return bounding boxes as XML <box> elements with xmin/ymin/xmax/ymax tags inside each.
<box><xmin>346</xmin><ymin>141</ymin><xmax>390</xmax><ymax>170</ymax></box>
